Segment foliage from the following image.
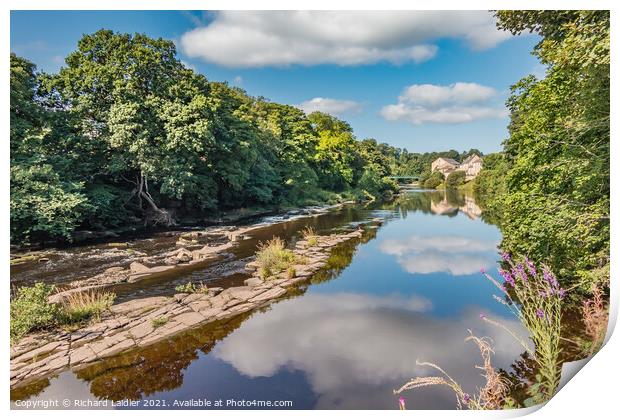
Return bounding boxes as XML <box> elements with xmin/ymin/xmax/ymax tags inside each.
<box><xmin>62</xmin><ymin>290</ymin><xmax>116</xmax><ymax>324</ymax></box>
<box><xmin>174</xmin><ymin>282</ymin><xmax>209</xmax><ymax>294</ymax></box>
<box><xmin>423</xmin><ymin>172</ymin><xmax>444</xmax><ymax>189</ymax></box>
<box><xmin>488</xmin><ymin>11</ymin><xmax>610</xmax><ymax>290</ymax></box>
<box><xmin>445</xmin><ymin>170</ymin><xmax>466</xmax><ymax>189</ymax></box>
<box><xmin>10</xmin><ymin>283</ymin><xmax>61</xmax><ymax>343</ymax></box>
<box><xmin>255</xmin><ymin>237</ymin><xmax>296</xmax><ymax>279</ymax></box>
<box><xmin>10</xmin><ymin>31</ymin><xmax>443</xmax><ymax>245</ymax></box>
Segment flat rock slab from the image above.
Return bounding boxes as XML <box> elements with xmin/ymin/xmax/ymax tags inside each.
<box><xmin>11</xmin><ymin>227</ymin><xmax>366</xmax><ymax>390</ymax></box>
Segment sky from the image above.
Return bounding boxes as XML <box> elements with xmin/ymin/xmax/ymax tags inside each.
<box><xmin>10</xmin><ymin>10</ymin><xmax>543</xmax><ymax>153</ymax></box>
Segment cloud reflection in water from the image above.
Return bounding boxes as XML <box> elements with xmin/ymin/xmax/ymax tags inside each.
<box><xmin>213</xmin><ymin>292</ymin><xmax>528</xmax><ymax>409</ymax></box>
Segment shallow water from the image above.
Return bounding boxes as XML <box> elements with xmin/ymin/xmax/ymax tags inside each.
<box><xmin>11</xmin><ymin>190</ymin><xmax>531</xmax><ymax>409</ymax></box>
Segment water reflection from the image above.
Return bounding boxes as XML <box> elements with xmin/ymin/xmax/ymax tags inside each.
<box><xmin>212</xmin><ymin>294</ymin><xmax>527</xmax><ymax>409</ymax></box>
<box><xmin>12</xmin><ymin>191</ymin><xmax>526</xmax><ymax>410</ymax></box>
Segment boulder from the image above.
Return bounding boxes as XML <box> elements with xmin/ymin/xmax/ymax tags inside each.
<box><xmin>129</xmin><ymin>261</ymin><xmax>150</xmax><ymax>274</ymax></box>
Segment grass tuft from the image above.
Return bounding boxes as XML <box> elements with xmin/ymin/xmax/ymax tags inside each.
<box><xmin>256</xmin><ymin>237</ymin><xmax>296</xmax><ymax>280</ymax></box>
<box><xmin>62</xmin><ymin>290</ymin><xmax>116</xmax><ymax>325</ymax></box>
<box><xmin>151</xmin><ymin>316</ymin><xmax>168</xmax><ymax>328</ymax></box>
<box><xmin>301</xmin><ymin>226</ymin><xmax>319</xmax><ymax>247</ymax></box>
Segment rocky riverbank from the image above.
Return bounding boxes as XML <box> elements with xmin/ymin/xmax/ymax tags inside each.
<box><xmin>10</xmin><ymin>220</ymin><xmax>382</xmax><ymax>389</ymax></box>
<box><xmin>25</xmin><ymin>201</ymin><xmax>355</xmax><ymax>302</ymax></box>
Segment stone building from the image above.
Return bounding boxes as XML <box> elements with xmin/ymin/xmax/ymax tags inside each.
<box><xmin>430</xmin><ymin>154</ymin><xmax>483</xmax><ymax>180</ymax></box>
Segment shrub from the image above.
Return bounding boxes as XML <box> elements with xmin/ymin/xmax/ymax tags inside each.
<box><xmin>175</xmin><ymin>282</ymin><xmax>208</xmax><ymax>294</ymax></box>
<box><xmin>62</xmin><ymin>290</ymin><xmax>116</xmax><ymax>324</ymax></box>
<box><xmin>446</xmin><ymin>170</ymin><xmax>466</xmax><ymax>189</ymax></box>
<box><xmin>175</xmin><ymin>282</ymin><xmax>197</xmax><ymax>293</ymax></box>
<box><xmin>10</xmin><ymin>283</ymin><xmax>61</xmax><ymax>343</ymax></box>
<box><xmin>356</xmin><ymin>169</ymin><xmax>398</xmax><ymax>199</ymax></box>
<box><xmin>423</xmin><ymin>172</ymin><xmax>444</xmax><ymax>189</ymax></box>
<box><xmin>256</xmin><ymin>237</ymin><xmax>296</xmax><ymax>279</ymax></box>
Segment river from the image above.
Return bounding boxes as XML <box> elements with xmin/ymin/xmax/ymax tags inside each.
<box><xmin>11</xmin><ymin>189</ymin><xmax>531</xmax><ymax>409</ymax></box>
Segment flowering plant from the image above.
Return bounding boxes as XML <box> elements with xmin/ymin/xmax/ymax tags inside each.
<box><xmin>481</xmin><ymin>253</ymin><xmax>564</xmax><ymax>402</ymax></box>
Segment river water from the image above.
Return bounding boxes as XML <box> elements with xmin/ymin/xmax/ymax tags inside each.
<box><xmin>11</xmin><ymin>190</ymin><xmax>531</xmax><ymax>409</ymax></box>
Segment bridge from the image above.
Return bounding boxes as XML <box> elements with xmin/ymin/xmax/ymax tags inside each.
<box><xmin>387</xmin><ymin>175</ymin><xmax>421</xmax><ymax>182</ymax></box>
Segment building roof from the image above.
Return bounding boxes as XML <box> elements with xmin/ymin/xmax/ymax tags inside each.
<box><xmin>434</xmin><ymin>157</ymin><xmax>459</xmax><ymax>166</ymax></box>
<box><xmin>461</xmin><ymin>154</ymin><xmax>482</xmax><ymax>165</ymax></box>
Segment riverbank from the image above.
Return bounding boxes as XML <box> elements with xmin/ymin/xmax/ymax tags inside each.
<box><xmin>10</xmin><ymin>211</ymin><xmax>384</xmax><ymax>389</ymax></box>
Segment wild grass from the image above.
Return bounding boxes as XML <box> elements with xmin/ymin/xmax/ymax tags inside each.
<box><xmin>62</xmin><ymin>290</ymin><xmax>116</xmax><ymax>325</ymax></box>
<box><xmin>151</xmin><ymin>316</ymin><xmax>168</xmax><ymax>328</ymax></box>
<box><xmin>10</xmin><ymin>283</ymin><xmax>116</xmax><ymax>343</ymax></box>
<box><xmin>174</xmin><ymin>281</ymin><xmax>208</xmax><ymax>294</ymax></box>
<box><xmin>581</xmin><ymin>284</ymin><xmax>608</xmax><ymax>356</ymax></box>
<box><xmin>481</xmin><ymin>254</ymin><xmax>564</xmax><ymax>403</ymax></box>
<box><xmin>301</xmin><ymin>226</ymin><xmax>319</xmax><ymax>247</ymax></box>
<box><xmin>256</xmin><ymin>237</ymin><xmax>296</xmax><ymax>280</ymax></box>
<box><xmin>395</xmin><ymin>331</ymin><xmax>510</xmax><ymax>410</ymax></box>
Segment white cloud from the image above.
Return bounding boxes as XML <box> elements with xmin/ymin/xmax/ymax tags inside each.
<box><xmin>179</xmin><ymin>11</ymin><xmax>512</xmax><ymax>67</ymax></box>
<box><xmin>380</xmin><ymin>82</ymin><xmax>508</xmax><ymax>125</ymax></box>
<box><xmin>398</xmin><ymin>82</ymin><xmax>496</xmax><ymax>106</ymax></box>
<box><xmin>379</xmin><ymin>235</ymin><xmax>499</xmax><ymax>275</ymax></box>
<box><xmin>380</xmin><ymin>234</ymin><xmax>497</xmax><ymax>256</ymax></box>
<box><xmin>297</xmin><ymin>97</ymin><xmax>364</xmax><ymax>116</ymax></box>
<box><xmin>213</xmin><ymin>292</ymin><xmax>528</xmax><ymax>409</ymax></box>
<box><xmin>396</xmin><ymin>251</ymin><xmax>492</xmax><ymax>275</ymax></box>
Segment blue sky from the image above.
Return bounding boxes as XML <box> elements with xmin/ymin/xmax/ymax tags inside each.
<box><xmin>10</xmin><ymin>10</ymin><xmax>542</xmax><ymax>153</ymax></box>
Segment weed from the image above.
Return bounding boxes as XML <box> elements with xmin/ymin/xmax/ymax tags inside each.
<box><xmin>256</xmin><ymin>237</ymin><xmax>296</xmax><ymax>279</ymax></box>
<box><xmin>151</xmin><ymin>317</ymin><xmax>168</xmax><ymax>328</ymax></box>
<box><xmin>62</xmin><ymin>290</ymin><xmax>116</xmax><ymax>324</ymax></box>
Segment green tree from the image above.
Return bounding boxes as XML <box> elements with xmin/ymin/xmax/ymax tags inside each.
<box><xmin>493</xmin><ymin>11</ymin><xmax>610</xmax><ymax>289</ymax></box>
<box><xmin>445</xmin><ymin>170</ymin><xmax>466</xmax><ymax>189</ymax></box>
<box><xmin>423</xmin><ymin>172</ymin><xmax>444</xmax><ymax>189</ymax></box>
<box><xmin>10</xmin><ymin>54</ymin><xmax>89</xmax><ymax>243</ymax></box>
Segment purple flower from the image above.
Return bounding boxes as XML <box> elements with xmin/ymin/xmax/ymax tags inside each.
<box><xmin>399</xmin><ymin>396</ymin><xmax>406</xmax><ymax>410</ymax></box>
<box><xmin>513</xmin><ymin>264</ymin><xmax>527</xmax><ymax>281</ymax></box>
<box><xmin>557</xmin><ymin>288</ymin><xmax>566</xmax><ymax>299</ymax></box>
<box><xmin>500</xmin><ymin>251</ymin><xmax>511</xmax><ymax>262</ymax></box>
<box><xmin>536</xmin><ymin>309</ymin><xmax>545</xmax><ymax>319</ymax></box>
<box><xmin>480</xmin><ymin>267</ymin><xmax>486</xmax><ymax>274</ymax></box>
<box><xmin>500</xmin><ymin>269</ymin><xmax>516</xmax><ymax>288</ymax></box>
<box><xmin>462</xmin><ymin>393</ymin><xmax>471</xmax><ymax>404</ymax></box>
<box><xmin>543</xmin><ymin>268</ymin><xmax>559</xmax><ymax>289</ymax></box>
<box><xmin>525</xmin><ymin>257</ymin><xmax>537</xmax><ymax>276</ymax></box>
<box><xmin>479</xmin><ymin>312</ymin><xmax>486</xmax><ymax>319</ymax></box>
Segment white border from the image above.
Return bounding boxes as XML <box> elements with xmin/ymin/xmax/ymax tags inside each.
<box><xmin>2</xmin><ymin>1</ymin><xmax>617</xmax><ymax>419</ymax></box>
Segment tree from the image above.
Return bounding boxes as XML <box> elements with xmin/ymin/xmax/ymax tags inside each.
<box><xmin>493</xmin><ymin>11</ymin><xmax>610</xmax><ymax>289</ymax></box>
<box><xmin>423</xmin><ymin>172</ymin><xmax>444</xmax><ymax>189</ymax></box>
<box><xmin>446</xmin><ymin>170</ymin><xmax>466</xmax><ymax>189</ymax></box>
<box><xmin>10</xmin><ymin>54</ymin><xmax>89</xmax><ymax>243</ymax></box>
